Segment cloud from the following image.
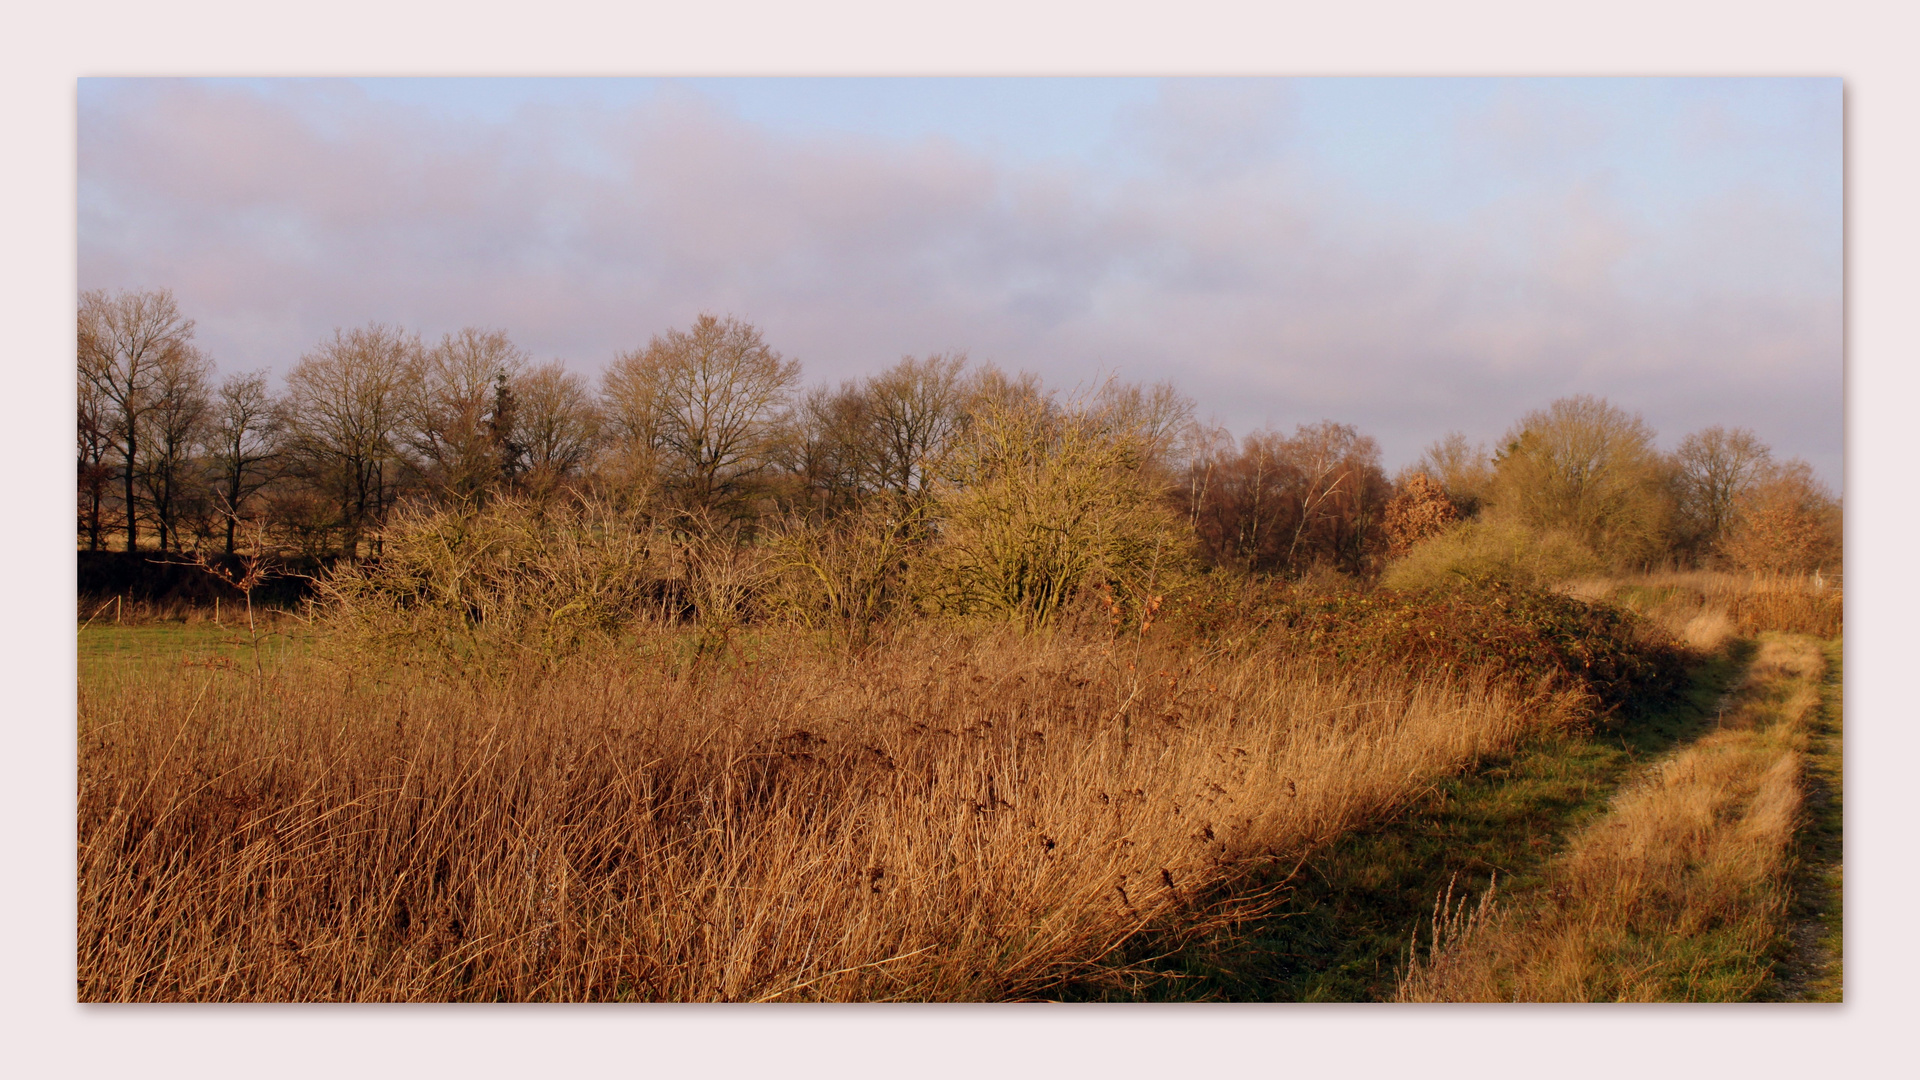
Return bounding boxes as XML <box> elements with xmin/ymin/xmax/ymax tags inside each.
<box><xmin>77</xmin><ymin>78</ymin><xmax>1843</xmax><ymax>484</ymax></box>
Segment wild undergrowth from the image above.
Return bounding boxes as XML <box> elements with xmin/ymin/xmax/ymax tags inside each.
<box><xmin>79</xmin><ymin>616</ymin><xmax>1607</xmax><ymax>1002</ymax></box>
<box><xmin>1170</xmin><ymin>577</ymin><xmax>1687</xmax><ymax>715</ymax></box>
<box><xmin>80</xmin><ymin>491</ymin><xmax>1699</xmax><ymax>1002</ymax></box>
<box><xmin>1561</xmin><ymin>569</ymin><xmax>1841</xmax><ymax>643</ymax></box>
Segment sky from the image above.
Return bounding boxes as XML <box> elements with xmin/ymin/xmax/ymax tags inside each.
<box><xmin>76</xmin><ymin>76</ymin><xmax>1843</xmax><ymax>484</ymax></box>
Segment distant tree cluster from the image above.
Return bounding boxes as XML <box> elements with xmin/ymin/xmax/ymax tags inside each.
<box><xmin>1389</xmin><ymin>396</ymin><xmax>1840</xmax><ymax>586</ymax></box>
<box><xmin>78</xmin><ymin>289</ymin><xmax>1841</xmax><ymax>598</ymax></box>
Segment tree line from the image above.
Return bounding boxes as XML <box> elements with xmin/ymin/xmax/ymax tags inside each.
<box><xmin>77</xmin><ymin>287</ymin><xmax>1839</xmax><ymax>583</ymax></box>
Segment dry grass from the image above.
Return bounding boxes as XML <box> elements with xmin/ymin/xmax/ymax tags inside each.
<box><xmin>1397</xmin><ymin>634</ymin><xmax>1824</xmax><ymax>1002</ymax></box>
<box><xmin>78</xmin><ymin>624</ymin><xmax>1582</xmax><ymax>1002</ymax></box>
<box><xmin>1559</xmin><ymin>569</ymin><xmax>1841</xmax><ymax>646</ymax></box>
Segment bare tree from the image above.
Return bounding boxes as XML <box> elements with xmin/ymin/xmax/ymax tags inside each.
<box><xmin>513</xmin><ymin>360</ymin><xmax>602</xmax><ymax>498</ymax></box>
<box><xmin>611</xmin><ymin>314</ymin><xmax>801</xmax><ymax>513</ymax></box>
<box><xmin>1175</xmin><ymin>421</ymin><xmax>1234</xmax><ymax>536</ymax></box>
<box><xmin>78</xmin><ymin>288</ymin><xmax>198</xmax><ymax>551</ymax></box>
<box><xmin>787</xmin><ymin>353</ymin><xmax>979</xmax><ymax>514</ymax></box>
<box><xmin>1186</xmin><ymin>421</ymin><xmax>1389</xmax><ymax>576</ymax></box>
<box><xmin>862</xmin><ymin>352</ymin><xmax>972</xmax><ymax>505</ymax></box>
<box><xmin>1673</xmin><ymin>425</ymin><xmax>1772</xmax><ymax>563</ymax></box>
<box><xmin>405</xmin><ymin>328</ymin><xmax>527</xmax><ymax>505</ymax></box>
<box><xmin>1281</xmin><ymin>421</ymin><xmax>1388</xmax><ymax>572</ymax></box>
<box><xmin>78</xmin><ymin>367</ymin><xmax>118</xmax><ymax>551</ymax></box>
<box><xmin>283</xmin><ymin>324</ymin><xmax>418</xmax><ymax>560</ymax></box>
<box><xmin>136</xmin><ymin>342</ymin><xmax>214</xmax><ymax>553</ymax></box>
<box><xmin>599</xmin><ymin>338</ymin><xmax>670</xmax><ymax>503</ymax></box>
<box><xmin>1408</xmin><ymin>431</ymin><xmax>1494</xmax><ymax>517</ymax></box>
<box><xmin>788</xmin><ymin>381</ymin><xmax>872</xmax><ymax>513</ymax></box>
<box><xmin>207</xmin><ymin>371</ymin><xmax>284</xmax><ymax>555</ymax></box>
<box><xmin>1092</xmin><ymin>378</ymin><xmax>1196</xmax><ymax>475</ymax></box>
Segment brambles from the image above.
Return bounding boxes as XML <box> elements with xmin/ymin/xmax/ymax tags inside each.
<box><xmin>1169</xmin><ymin>577</ymin><xmax>1685</xmax><ymax>714</ymax></box>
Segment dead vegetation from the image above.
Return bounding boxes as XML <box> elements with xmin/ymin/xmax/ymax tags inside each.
<box><xmin>1560</xmin><ymin>569</ymin><xmax>1841</xmax><ymax>646</ymax></box>
<box><xmin>78</xmin><ymin>621</ymin><xmax>1589</xmax><ymax>1002</ymax></box>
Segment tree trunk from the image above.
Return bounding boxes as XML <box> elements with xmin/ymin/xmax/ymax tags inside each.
<box><xmin>122</xmin><ymin>420</ymin><xmax>139</xmax><ymax>552</ymax></box>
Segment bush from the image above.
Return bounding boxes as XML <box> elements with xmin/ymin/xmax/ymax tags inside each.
<box><xmin>919</xmin><ymin>397</ymin><xmax>1192</xmax><ymax>626</ymax></box>
<box><xmin>759</xmin><ymin>502</ymin><xmax>921</xmax><ymax>639</ymax></box>
<box><xmin>316</xmin><ymin>496</ymin><xmax>668</xmax><ymax>674</ymax></box>
<box><xmin>1382</xmin><ymin>472</ymin><xmax>1460</xmax><ymax>557</ymax></box>
<box><xmin>1380</xmin><ymin>518</ymin><xmax>1603</xmax><ymax>592</ymax></box>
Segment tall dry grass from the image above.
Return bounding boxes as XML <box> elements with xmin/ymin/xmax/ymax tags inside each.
<box><xmin>1397</xmin><ymin>635</ymin><xmax>1824</xmax><ymax>1002</ymax></box>
<box><xmin>79</xmin><ymin>625</ymin><xmax>1580</xmax><ymax>1002</ymax></box>
<box><xmin>1558</xmin><ymin>569</ymin><xmax>1840</xmax><ymax>646</ymax></box>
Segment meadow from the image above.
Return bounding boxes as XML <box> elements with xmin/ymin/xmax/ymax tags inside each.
<box><xmin>75</xmin><ymin>561</ymin><xmax>1838</xmax><ymax>1002</ymax></box>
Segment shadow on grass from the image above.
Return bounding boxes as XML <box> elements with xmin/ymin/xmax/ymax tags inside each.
<box><xmin>1060</xmin><ymin>645</ymin><xmax>1750</xmax><ymax>1002</ymax></box>
<box><xmin>1761</xmin><ymin>638</ymin><xmax>1843</xmax><ymax>1002</ymax></box>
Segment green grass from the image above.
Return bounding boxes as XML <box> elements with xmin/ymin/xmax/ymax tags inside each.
<box><xmin>1066</xmin><ymin>645</ymin><xmax>1746</xmax><ymax>1002</ymax></box>
<box><xmin>78</xmin><ymin>617</ymin><xmax>308</xmax><ymax>681</ymax></box>
<box><xmin>1764</xmin><ymin>638</ymin><xmax>1843</xmax><ymax>1002</ymax></box>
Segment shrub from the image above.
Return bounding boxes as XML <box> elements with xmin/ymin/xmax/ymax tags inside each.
<box><xmin>919</xmin><ymin>396</ymin><xmax>1192</xmax><ymax>626</ymax></box>
<box><xmin>1380</xmin><ymin>518</ymin><xmax>1603</xmax><ymax>592</ymax></box>
<box><xmin>315</xmin><ymin>495</ymin><xmax>667</xmax><ymax>674</ymax></box>
<box><xmin>760</xmin><ymin>501</ymin><xmax>922</xmax><ymax>639</ymax></box>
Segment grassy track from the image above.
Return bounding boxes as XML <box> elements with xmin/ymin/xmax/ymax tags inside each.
<box><xmin>1763</xmin><ymin>639</ymin><xmax>1843</xmax><ymax>1001</ymax></box>
<box><xmin>1396</xmin><ymin>633</ymin><xmax>1832</xmax><ymax>1001</ymax></box>
<box><xmin>1067</xmin><ymin>648</ymin><xmax>1741</xmax><ymax>1001</ymax></box>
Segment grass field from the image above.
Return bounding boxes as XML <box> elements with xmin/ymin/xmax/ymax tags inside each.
<box><xmin>74</xmin><ymin>570</ymin><xmax>1838</xmax><ymax>1002</ymax></box>
<box><xmin>77</xmin><ymin>615</ymin><xmax>1596</xmax><ymax>1001</ymax></box>
<box><xmin>79</xmin><ymin>614</ymin><xmax>306</xmax><ymax>685</ymax></box>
